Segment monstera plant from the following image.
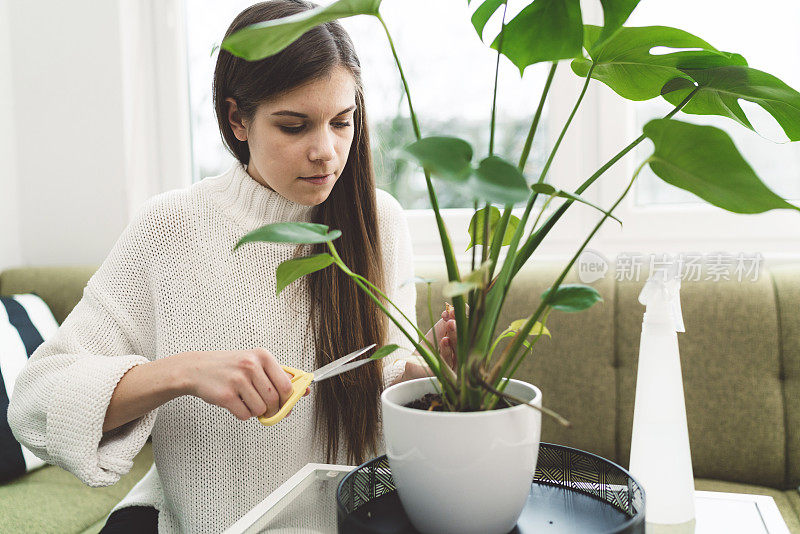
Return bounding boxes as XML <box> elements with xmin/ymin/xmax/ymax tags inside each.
<box><xmin>225</xmin><ymin>2</ymin><xmax>800</xmax><ymax>532</ymax></box>
<box><xmin>227</xmin><ymin>0</ymin><xmax>800</xmax><ymax>413</ymax></box>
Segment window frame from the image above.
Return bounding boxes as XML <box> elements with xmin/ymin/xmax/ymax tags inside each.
<box><xmin>173</xmin><ymin>0</ymin><xmax>800</xmax><ymax>263</ymax></box>
<box><xmin>408</xmin><ymin>61</ymin><xmax>800</xmax><ymax>262</ymax></box>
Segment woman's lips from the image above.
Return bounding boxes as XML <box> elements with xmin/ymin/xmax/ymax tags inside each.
<box><xmin>298</xmin><ymin>173</ymin><xmax>333</xmax><ymax>185</ymax></box>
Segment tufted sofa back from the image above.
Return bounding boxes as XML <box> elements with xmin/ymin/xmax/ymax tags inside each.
<box><xmin>3</xmin><ymin>262</ymin><xmax>798</xmax><ymax>489</ymax></box>
<box><xmin>413</xmin><ymin>262</ymin><xmax>800</xmax><ymax>490</ymax></box>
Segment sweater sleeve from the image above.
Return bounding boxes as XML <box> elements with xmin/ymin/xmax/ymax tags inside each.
<box><xmin>376</xmin><ymin>190</ymin><xmax>419</xmax><ymax>389</ymax></box>
<box><xmin>7</xmin><ymin>196</ymin><xmax>166</xmax><ymax>487</ymax></box>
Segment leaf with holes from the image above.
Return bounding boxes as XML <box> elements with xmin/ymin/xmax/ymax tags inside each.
<box><xmin>571</xmin><ymin>25</ymin><xmax>745</xmax><ymax>101</ymax></box>
<box><xmin>660</xmin><ymin>66</ymin><xmax>800</xmax><ymax>141</ymax></box>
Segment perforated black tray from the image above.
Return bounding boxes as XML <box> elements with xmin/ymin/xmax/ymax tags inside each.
<box><xmin>337</xmin><ymin>442</ymin><xmax>645</xmax><ymax>534</ymax></box>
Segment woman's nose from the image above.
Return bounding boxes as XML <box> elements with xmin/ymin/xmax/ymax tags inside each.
<box><xmin>308</xmin><ymin>129</ymin><xmax>336</xmax><ymax>162</ymax></box>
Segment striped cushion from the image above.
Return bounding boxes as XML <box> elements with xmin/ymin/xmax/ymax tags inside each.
<box><xmin>0</xmin><ymin>293</ymin><xmax>59</xmax><ymax>481</ymax></box>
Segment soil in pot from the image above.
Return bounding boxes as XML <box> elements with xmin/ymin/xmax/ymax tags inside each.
<box><xmin>403</xmin><ymin>393</ymin><xmax>513</xmax><ymax>412</ymax></box>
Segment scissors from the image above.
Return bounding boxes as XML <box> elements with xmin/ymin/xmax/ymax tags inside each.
<box><xmin>258</xmin><ymin>343</ymin><xmax>377</xmax><ymax>426</ymax></box>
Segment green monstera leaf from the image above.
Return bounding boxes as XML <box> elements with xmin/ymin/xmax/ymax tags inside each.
<box><xmin>222</xmin><ymin>0</ymin><xmax>381</xmax><ymax>60</ymax></box>
<box><xmin>489</xmin><ymin>0</ymin><xmax>584</xmax><ymax>75</ymax></box>
<box><xmin>473</xmin><ymin>156</ymin><xmax>530</xmax><ymax>203</ymax></box>
<box><xmin>275</xmin><ymin>253</ymin><xmax>335</xmax><ymax>295</ymax></box>
<box><xmin>660</xmin><ymin>66</ymin><xmax>800</xmax><ymax>141</ymax></box>
<box><xmin>370</xmin><ymin>344</ymin><xmax>401</xmax><ymax>360</ymax></box>
<box><xmin>470</xmin><ymin>0</ymin><xmax>641</xmax><ymax>75</ymax></box>
<box><xmin>401</xmin><ymin>136</ymin><xmax>472</xmax><ymax>181</ymax></box>
<box><xmin>466</xmin><ymin>206</ymin><xmax>521</xmax><ymax>250</ymax></box>
<box><xmin>234</xmin><ymin>223</ymin><xmax>341</xmax><ymax>251</ymax></box>
<box><xmin>531</xmin><ymin>183</ymin><xmax>622</xmax><ymax>226</ymax></box>
<box><xmin>571</xmin><ymin>25</ymin><xmax>745</xmax><ymax>101</ymax></box>
<box><xmin>643</xmin><ymin>119</ymin><xmax>800</xmax><ymax>214</ymax></box>
<box><xmin>401</xmin><ymin>137</ymin><xmax>529</xmax><ymax>203</ymax></box>
<box><xmin>542</xmin><ymin>284</ymin><xmax>603</xmax><ymax>312</ymax></box>
<box><xmin>594</xmin><ymin>0</ymin><xmax>641</xmax><ymax>51</ymax></box>
<box><xmin>470</xmin><ymin>0</ymin><xmax>505</xmax><ymax>39</ymax></box>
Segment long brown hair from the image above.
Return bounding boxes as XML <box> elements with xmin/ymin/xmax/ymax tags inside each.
<box><xmin>213</xmin><ymin>0</ymin><xmax>388</xmax><ymax>465</ymax></box>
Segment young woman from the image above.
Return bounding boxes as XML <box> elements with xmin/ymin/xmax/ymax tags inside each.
<box><xmin>7</xmin><ymin>1</ymin><xmax>459</xmax><ymax>532</ymax></box>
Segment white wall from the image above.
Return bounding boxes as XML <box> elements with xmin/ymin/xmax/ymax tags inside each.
<box><xmin>0</xmin><ymin>0</ymin><xmax>22</xmax><ymax>271</ymax></box>
<box><xmin>0</xmin><ymin>0</ymin><xmax>191</xmax><ymax>270</ymax></box>
<box><xmin>3</xmin><ymin>0</ymin><xmax>129</xmax><ymax>267</ymax></box>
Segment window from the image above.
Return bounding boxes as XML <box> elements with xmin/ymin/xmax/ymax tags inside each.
<box><xmin>626</xmin><ymin>0</ymin><xmax>800</xmax><ymax>206</ymax></box>
<box><xmin>186</xmin><ymin>1</ymin><xmax>552</xmax><ymax>207</ymax></box>
<box><xmin>183</xmin><ymin>0</ymin><xmax>800</xmax><ymax>261</ymax></box>
<box><xmin>583</xmin><ymin>0</ymin><xmax>800</xmax><ymax>261</ymax></box>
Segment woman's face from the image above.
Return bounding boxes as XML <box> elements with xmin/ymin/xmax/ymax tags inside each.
<box><xmin>226</xmin><ymin>65</ymin><xmax>357</xmax><ymax>206</ymax></box>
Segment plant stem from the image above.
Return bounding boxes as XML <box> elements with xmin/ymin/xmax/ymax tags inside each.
<box><xmin>356</xmin><ymin>274</ymin><xmax>451</xmax><ymax>385</ymax></box>
<box><xmin>480</xmin><ymin>89</ymin><xmax>700</xmax><ymax>403</ymax></box>
<box><xmin>488</xmin><ymin>1</ymin><xmax>508</xmax><ymax>157</ymax></box>
<box><xmin>539</xmin><ymin>63</ymin><xmax>594</xmax><ymax>185</ymax></box>
<box><xmin>481</xmin><ymin>202</ymin><xmax>491</xmax><ymax>264</ymax></box>
<box><xmin>471</xmin><ymin>200</ymin><xmax>478</xmax><ymax>274</ymax></box>
<box><xmin>326</xmin><ymin>242</ymin><xmax>456</xmax><ymax>391</ymax></box>
<box><xmin>503</xmin><ymin>63</ymin><xmax>595</xmax><ymax>283</ymax></box>
<box><xmin>475</xmin><ymin>64</ymin><xmax>595</xmax><ymax>360</ymax></box>
<box><xmin>505</xmin><ymin>308</ymin><xmax>551</xmax><ymax>383</ymax></box>
<box><xmin>471</xmin><ymin>366</ymin><xmax>571</xmax><ymax>427</ymax></box>
<box><xmin>487</xmin><ymin>158</ymin><xmax>651</xmax><ymax>408</ymax></box>
<box><xmin>518</xmin><ymin>62</ymin><xmax>558</xmax><ymax>172</ymax></box>
<box><xmin>510</xmin><ymin>86</ymin><xmax>701</xmax><ymax>278</ymax></box>
<box><xmin>485</xmin><ymin>62</ymin><xmax>558</xmax><ymax>286</ymax></box>
<box><xmin>529</xmin><ymin>193</ymin><xmax>556</xmax><ymax>237</ymax></box>
<box><xmin>376</xmin><ymin>13</ymin><xmax>469</xmax><ymax>377</ymax></box>
<box><xmin>350</xmin><ymin>271</ymin><xmax>435</xmax><ymax>354</ymax></box>
<box><xmin>426</xmin><ymin>282</ymin><xmax>439</xmax><ymax>359</ymax></box>
<box><xmin>466</xmin><ymin>0</ymin><xmax>508</xmax><ymax>395</ymax></box>
<box><xmin>375</xmin><ymin>15</ymin><xmax>421</xmax><ymax>142</ymax></box>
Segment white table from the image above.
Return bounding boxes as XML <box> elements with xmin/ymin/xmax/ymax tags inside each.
<box><xmin>223</xmin><ymin>463</ymin><xmax>793</xmax><ymax>534</ymax></box>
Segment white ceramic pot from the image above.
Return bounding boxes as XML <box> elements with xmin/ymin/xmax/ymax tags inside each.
<box><xmin>381</xmin><ymin>376</ymin><xmax>542</xmax><ymax>534</ymax></box>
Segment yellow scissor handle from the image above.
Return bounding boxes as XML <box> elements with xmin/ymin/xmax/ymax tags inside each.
<box><xmin>257</xmin><ymin>365</ymin><xmax>314</xmax><ymax>426</ymax></box>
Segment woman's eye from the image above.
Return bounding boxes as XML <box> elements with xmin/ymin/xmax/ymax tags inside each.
<box><xmin>279</xmin><ymin>125</ymin><xmax>304</xmax><ymax>134</ymax></box>
<box><xmin>278</xmin><ymin>122</ymin><xmax>351</xmax><ymax>135</ymax></box>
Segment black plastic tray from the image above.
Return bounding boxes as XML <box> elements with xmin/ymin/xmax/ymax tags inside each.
<box><xmin>337</xmin><ymin>442</ymin><xmax>645</xmax><ymax>534</ymax></box>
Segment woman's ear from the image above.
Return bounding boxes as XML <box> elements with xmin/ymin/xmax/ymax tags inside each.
<box><xmin>225</xmin><ymin>97</ymin><xmax>248</xmax><ymax>142</ymax></box>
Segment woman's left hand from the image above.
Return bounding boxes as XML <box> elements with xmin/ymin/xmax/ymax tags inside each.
<box><xmin>436</xmin><ymin>305</ymin><xmax>458</xmax><ymax>370</ymax></box>
<box><xmin>422</xmin><ymin>303</ymin><xmax>464</xmax><ymax>371</ymax></box>
<box><xmin>403</xmin><ymin>304</ymin><xmax>468</xmax><ymax>382</ymax></box>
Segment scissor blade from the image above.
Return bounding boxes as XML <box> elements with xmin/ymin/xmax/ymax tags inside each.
<box><xmin>312</xmin><ymin>343</ymin><xmax>376</xmax><ymax>381</ymax></box>
<box><xmin>313</xmin><ymin>357</ymin><xmax>374</xmax><ymax>383</ymax></box>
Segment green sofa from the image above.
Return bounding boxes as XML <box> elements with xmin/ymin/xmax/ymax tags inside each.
<box><xmin>2</xmin><ymin>263</ymin><xmax>799</xmax><ymax>532</ymax></box>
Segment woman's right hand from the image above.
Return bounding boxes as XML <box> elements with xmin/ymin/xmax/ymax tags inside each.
<box><xmin>175</xmin><ymin>348</ymin><xmax>311</xmax><ymax>421</ymax></box>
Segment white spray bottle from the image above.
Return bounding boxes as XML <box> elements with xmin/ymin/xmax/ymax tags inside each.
<box><xmin>629</xmin><ymin>263</ymin><xmax>696</xmax><ymax>532</ymax></box>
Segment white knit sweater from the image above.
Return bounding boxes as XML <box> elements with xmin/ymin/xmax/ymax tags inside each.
<box><xmin>7</xmin><ymin>163</ymin><xmax>418</xmax><ymax>533</ymax></box>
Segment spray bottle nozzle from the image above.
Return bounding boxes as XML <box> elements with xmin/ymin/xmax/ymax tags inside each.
<box><xmin>638</xmin><ymin>262</ymin><xmax>685</xmax><ymax>333</ymax></box>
